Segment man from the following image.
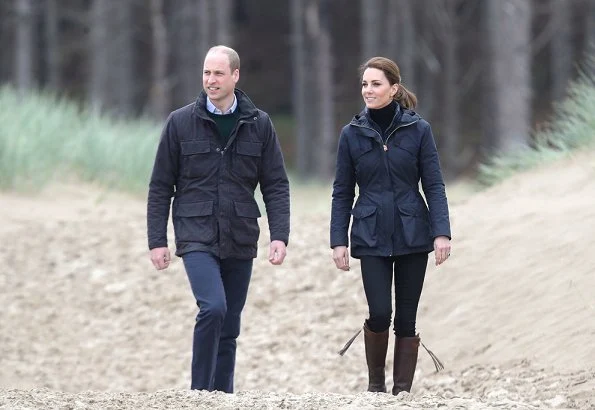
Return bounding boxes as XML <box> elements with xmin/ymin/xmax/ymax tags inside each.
<box><xmin>147</xmin><ymin>45</ymin><xmax>290</xmax><ymax>392</ymax></box>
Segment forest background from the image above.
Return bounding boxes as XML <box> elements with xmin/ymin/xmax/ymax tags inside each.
<box><xmin>2</xmin><ymin>0</ymin><xmax>594</xmax><ymax>185</ymax></box>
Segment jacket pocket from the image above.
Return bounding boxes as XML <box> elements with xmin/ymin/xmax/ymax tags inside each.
<box><xmin>173</xmin><ymin>200</ymin><xmax>217</xmax><ymax>245</ymax></box>
<box><xmin>398</xmin><ymin>202</ymin><xmax>431</xmax><ymax>248</ymax></box>
<box><xmin>181</xmin><ymin>140</ymin><xmax>211</xmax><ymax>178</ymax></box>
<box><xmin>232</xmin><ymin>141</ymin><xmax>262</xmax><ymax>180</ymax></box>
<box><xmin>350</xmin><ymin>205</ymin><xmax>378</xmax><ymax>248</ymax></box>
<box><xmin>231</xmin><ymin>200</ymin><xmax>261</xmax><ymax>246</ymax></box>
<box><xmin>352</xmin><ymin>139</ymin><xmax>374</xmax><ymax>160</ymax></box>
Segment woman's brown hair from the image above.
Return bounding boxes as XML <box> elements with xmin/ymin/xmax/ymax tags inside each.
<box><xmin>359</xmin><ymin>57</ymin><xmax>417</xmax><ymax>109</ymax></box>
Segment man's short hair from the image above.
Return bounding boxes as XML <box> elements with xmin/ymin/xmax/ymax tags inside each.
<box><xmin>207</xmin><ymin>45</ymin><xmax>240</xmax><ymax>72</ymax></box>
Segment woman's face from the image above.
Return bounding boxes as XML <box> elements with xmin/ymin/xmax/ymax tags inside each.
<box><xmin>361</xmin><ymin>68</ymin><xmax>398</xmax><ymax>109</ymax></box>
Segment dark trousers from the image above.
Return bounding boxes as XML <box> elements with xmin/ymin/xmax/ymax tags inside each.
<box><xmin>360</xmin><ymin>253</ymin><xmax>428</xmax><ymax>337</ymax></box>
<box><xmin>182</xmin><ymin>251</ymin><xmax>253</xmax><ymax>392</ymax></box>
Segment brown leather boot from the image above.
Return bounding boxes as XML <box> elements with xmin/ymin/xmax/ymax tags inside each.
<box><xmin>363</xmin><ymin>323</ymin><xmax>389</xmax><ymax>392</ymax></box>
<box><xmin>392</xmin><ymin>335</ymin><xmax>420</xmax><ymax>395</ymax></box>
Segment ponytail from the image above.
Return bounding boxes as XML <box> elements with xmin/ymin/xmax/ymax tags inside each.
<box><xmin>394</xmin><ymin>84</ymin><xmax>417</xmax><ymax>110</ymax></box>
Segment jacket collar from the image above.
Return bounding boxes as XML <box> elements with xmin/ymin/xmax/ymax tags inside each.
<box><xmin>351</xmin><ymin>103</ymin><xmax>420</xmax><ymax>130</ymax></box>
<box><xmin>193</xmin><ymin>88</ymin><xmax>259</xmax><ymax>120</ymax></box>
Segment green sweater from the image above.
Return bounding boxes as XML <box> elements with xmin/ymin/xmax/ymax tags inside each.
<box><xmin>207</xmin><ymin>110</ymin><xmax>241</xmax><ymax>147</ymax></box>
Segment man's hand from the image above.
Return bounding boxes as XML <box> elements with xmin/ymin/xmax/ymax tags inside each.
<box><xmin>150</xmin><ymin>247</ymin><xmax>171</xmax><ymax>270</ymax></box>
<box><xmin>268</xmin><ymin>240</ymin><xmax>287</xmax><ymax>265</ymax></box>
<box><xmin>332</xmin><ymin>246</ymin><xmax>350</xmax><ymax>271</ymax></box>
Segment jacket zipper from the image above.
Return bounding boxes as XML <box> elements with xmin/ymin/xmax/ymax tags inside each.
<box><xmin>220</xmin><ymin>117</ymin><xmax>256</xmax><ymax>156</ymax></box>
<box><xmin>201</xmin><ymin>112</ymin><xmax>258</xmax><ymax>156</ymax></box>
<box><xmin>352</xmin><ymin>120</ymin><xmax>418</xmax><ymax>151</ymax></box>
<box><xmin>382</xmin><ymin>121</ymin><xmax>417</xmax><ymax>151</ymax></box>
<box><xmin>352</xmin><ymin>120</ymin><xmax>419</xmax><ymax>258</ymax></box>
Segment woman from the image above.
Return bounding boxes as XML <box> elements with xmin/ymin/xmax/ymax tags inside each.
<box><xmin>330</xmin><ymin>56</ymin><xmax>451</xmax><ymax>395</ymax></box>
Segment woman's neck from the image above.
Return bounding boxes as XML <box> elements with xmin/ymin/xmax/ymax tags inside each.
<box><xmin>368</xmin><ymin>100</ymin><xmax>396</xmax><ymax>135</ymax></box>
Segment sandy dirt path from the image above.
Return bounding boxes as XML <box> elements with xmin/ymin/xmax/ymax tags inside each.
<box><xmin>1</xmin><ymin>151</ymin><xmax>594</xmax><ymax>409</ymax></box>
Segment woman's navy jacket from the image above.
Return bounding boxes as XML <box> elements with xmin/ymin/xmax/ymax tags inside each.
<box><xmin>330</xmin><ymin>104</ymin><xmax>451</xmax><ymax>258</ymax></box>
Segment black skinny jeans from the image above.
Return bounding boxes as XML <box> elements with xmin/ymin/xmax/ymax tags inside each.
<box><xmin>360</xmin><ymin>252</ymin><xmax>428</xmax><ymax>337</ymax></box>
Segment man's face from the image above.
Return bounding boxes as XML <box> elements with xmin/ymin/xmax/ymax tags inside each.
<box><xmin>203</xmin><ymin>52</ymin><xmax>239</xmax><ymax>104</ymax></box>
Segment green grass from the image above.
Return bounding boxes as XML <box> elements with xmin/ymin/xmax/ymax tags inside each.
<box><xmin>477</xmin><ymin>73</ymin><xmax>595</xmax><ymax>187</ymax></box>
<box><xmin>2</xmin><ymin>72</ymin><xmax>594</xmax><ymax>197</ymax></box>
<box><xmin>0</xmin><ymin>87</ymin><xmax>303</xmax><ymax>196</ymax></box>
<box><xmin>0</xmin><ymin>85</ymin><xmax>161</xmax><ymax>194</ymax></box>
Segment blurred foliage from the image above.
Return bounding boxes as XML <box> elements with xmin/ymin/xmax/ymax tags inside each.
<box><xmin>2</xmin><ymin>70</ymin><xmax>594</xmax><ymax>196</ymax></box>
<box><xmin>477</xmin><ymin>72</ymin><xmax>595</xmax><ymax>188</ymax></box>
<box><xmin>0</xmin><ymin>86</ymin><xmax>161</xmax><ymax>193</ymax></box>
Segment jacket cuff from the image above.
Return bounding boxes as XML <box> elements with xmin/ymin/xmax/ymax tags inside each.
<box><xmin>148</xmin><ymin>240</ymin><xmax>168</xmax><ymax>250</ymax></box>
<box><xmin>330</xmin><ymin>232</ymin><xmax>349</xmax><ymax>249</ymax></box>
<box><xmin>271</xmin><ymin>234</ymin><xmax>289</xmax><ymax>246</ymax></box>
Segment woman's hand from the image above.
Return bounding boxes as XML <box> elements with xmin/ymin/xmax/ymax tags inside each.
<box><xmin>332</xmin><ymin>246</ymin><xmax>350</xmax><ymax>271</ymax></box>
<box><xmin>434</xmin><ymin>236</ymin><xmax>451</xmax><ymax>266</ymax></box>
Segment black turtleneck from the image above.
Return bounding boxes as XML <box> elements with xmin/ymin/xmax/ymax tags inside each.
<box><xmin>368</xmin><ymin>100</ymin><xmax>397</xmax><ymax>136</ymax></box>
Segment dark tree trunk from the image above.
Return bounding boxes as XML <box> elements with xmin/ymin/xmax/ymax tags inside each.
<box><xmin>483</xmin><ymin>0</ymin><xmax>532</xmax><ymax>154</ymax></box>
<box><xmin>15</xmin><ymin>0</ymin><xmax>36</xmax><ymax>96</ymax></box>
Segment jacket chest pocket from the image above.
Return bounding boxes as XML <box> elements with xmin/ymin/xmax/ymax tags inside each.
<box><xmin>181</xmin><ymin>140</ymin><xmax>212</xmax><ymax>178</ymax></box>
<box><xmin>388</xmin><ymin>137</ymin><xmax>419</xmax><ymax>175</ymax></box>
<box><xmin>353</xmin><ymin>141</ymin><xmax>380</xmax><ymax>178</ymax></box>
<box><xmin>351</xmin><ymin>138</ymin><xmax>375</xmax><ymax>160</ymax></box>
<box><xmin>232</xmin><ymin>141</ymin><xmax>262</xmax><ymax>180</ymax></box>
<box><xmin>390</xmin><ymin>134</ymin><xmax>419</xmax><ymax>162</ymax></box>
